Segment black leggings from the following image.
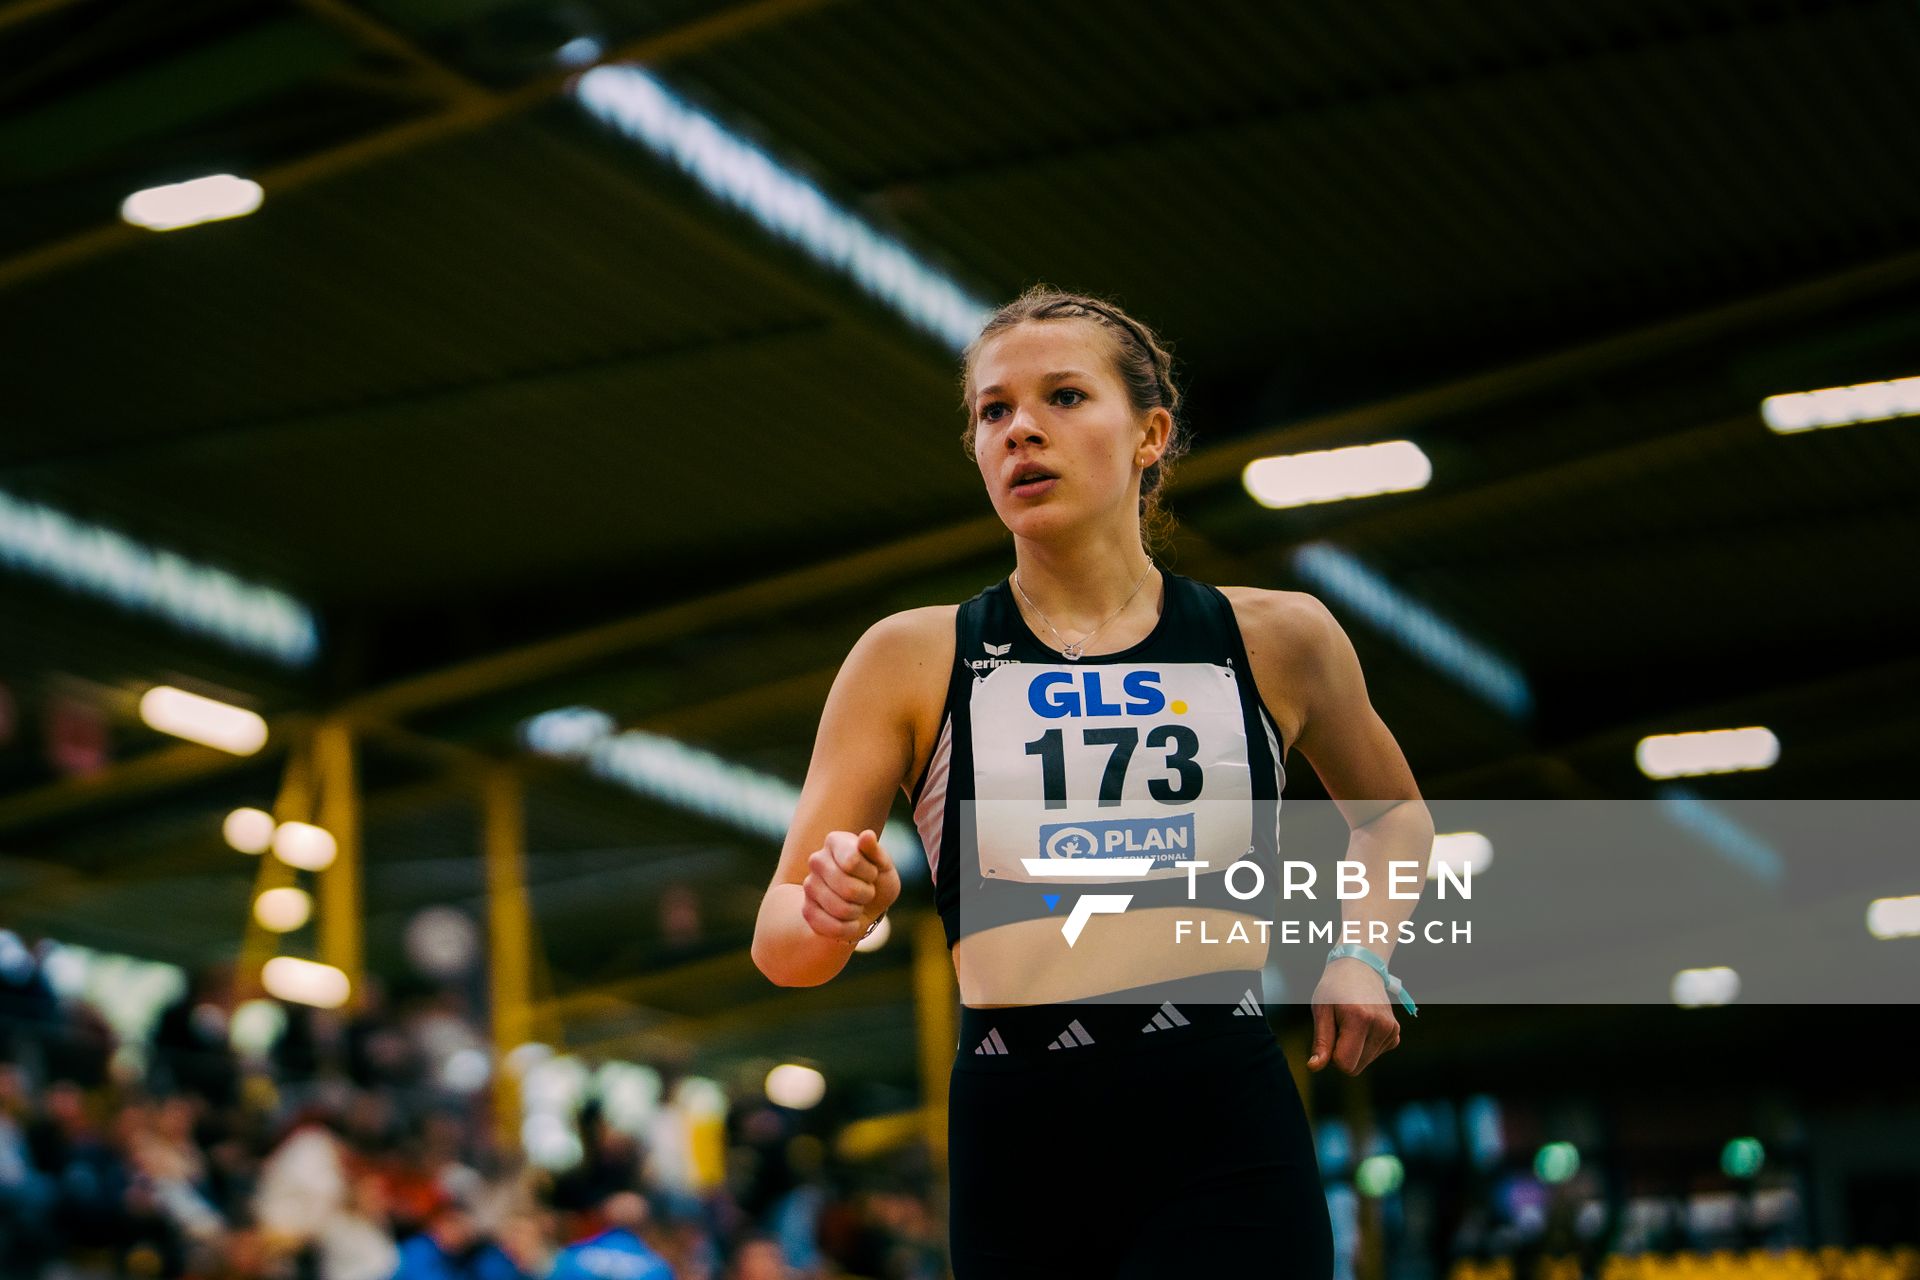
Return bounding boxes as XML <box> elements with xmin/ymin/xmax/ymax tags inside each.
<box><xmin>947</xmin><ymin>974</ymin><xmax>1334</xmax><ymax>1279</ymax></box>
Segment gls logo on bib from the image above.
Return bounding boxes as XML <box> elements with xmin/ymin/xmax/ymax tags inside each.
<box><xmin>1027</xmin><ymin>669</ymin><xmax>1164</xmax><ymax>717</ymax></box>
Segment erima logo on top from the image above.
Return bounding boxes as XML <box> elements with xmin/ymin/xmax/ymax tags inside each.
<box><xmin>1028</xmin><ymin>669</ymin><xmax>1165</xmax><ymax>718</ymax></box>
<box><xmin>967</xmin><ymin>640</ymin><xmax>1017</xmax><ymax>674</ymax></box>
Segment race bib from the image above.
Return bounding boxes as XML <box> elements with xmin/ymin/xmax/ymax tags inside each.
<box><xmin>968</xmin><ymin>662</ymin><xmax>1254</xmax><ymax>884</ymax></box>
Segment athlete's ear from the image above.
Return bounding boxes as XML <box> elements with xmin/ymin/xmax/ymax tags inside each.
<box><xmin>1135</xmin><ymin>406</ymin><xmax>1172</xmax><ymax>468</ymax></box>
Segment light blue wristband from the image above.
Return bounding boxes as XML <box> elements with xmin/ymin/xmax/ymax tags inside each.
<box><xmin>1326</xmin><ymin>943</ymin><xmax>1418</xmax><ymax>1018</ymax></box>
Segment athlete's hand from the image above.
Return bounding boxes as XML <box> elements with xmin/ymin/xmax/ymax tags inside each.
<box><xmin>800</xmin><ymin>828</ymin><xmax>900</xmax><ymax>943</ymax></box>
<box><xmin>1306</xmin><ymin>958</ymin><xmax>1402</xmax><ymax>1076</ymax></box>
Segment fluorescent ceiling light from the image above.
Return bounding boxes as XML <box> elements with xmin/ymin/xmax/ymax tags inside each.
<box><xmin>521</xmin><ymin>706</ymin><xmax>926</xmax><ymax>876</ymax></box>
<box><xmin>1866</xmin><ymin>895</ymin><xmax>1920</xmax><ymax>940</ymax></box>
<box><xmin>223</xmin><ymin>807</ymin><xmax>276</xmax><ymax>854</ymax></box>
<box><xmin>271</xmin><ymin>821</ymin><xmax>337</xmax><ymax>872</ymax></box>
<box><xmin>1289</xmin><ymin>542</ymin><xmax>1532</xmax><ymax>718</ymax></box>
<box><xmin>555</xmin><ymin>35</ymin><xmax>603</xmax><ymax>67</ymax></box>
<box><xmin>138</xmin><ymin>686</ymin><xmax>267</xmax><ymax>755</ymax></box>
<box><xmin>571</xmin><ymin>65</ymin><xmax>990</xmax><ymax>351</ymax></box>
<box><xmin>1761</xmin><ymin>374</ymin><xmax>1920</xmax><ymax>433</ymax></box>
<box><xmin>261</xmin><ymin>956</ymin><xmax>350</xmax><ymax>1009</ymax></box>
<box><xmin>253</xmin><ymin>887</ymin><xmax>312</xmax><ymax>933</ymax></box>
<box><xmin>1242</xmin><ymin>440</ymin><xmax>1432</xmax><ymax>509</ymax></box>
<box><xmin>1427</xmin><ymin>831</ymin><xmax>1492</xmax><ymax>880</ymax></box>
<box><xmin>0</xmin><ymin>489</ymin><xmax>318</xmax><ymax>667</ymax></box>
<box><xmin>764</xmin><ymin>1062</ymin><xmax>826</xmax><ymax>1110</ymax></box>
<box><xmin>121</xmin><ymin>174</ymin><xmax>263</xmax><ymax>232</ymax></box>
<box><xmin>1670</xmin><ymin>965</ymin><xmax>1739</xmax><ymax>1008</ymax></box>
<box><xmin>1637</xmin><ymin>727</ymin><xmax>1778</xmax><ymax>778</ymax></box>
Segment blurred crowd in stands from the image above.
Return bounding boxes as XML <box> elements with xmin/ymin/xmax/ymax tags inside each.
<box><xmin>0</xmin><ymin>933</ymin><xmax>945</xmax><ymax>1280</ymax></box>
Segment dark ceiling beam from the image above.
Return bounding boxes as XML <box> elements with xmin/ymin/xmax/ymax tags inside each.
<box><xmin>1424</xmin><ymin>651</ymin><xmax>1920</xmax><ymax>797</ymax></box>
<box><xmin>1175</xmin><ymin>247</ymin><xmax>1920</xmax><ymax>493</ymax></box>
<box><xmin>0</xmin><ymin>19</ymin><xmax>364</xmax><ymax>181</ymax></box>
<box><xmin>0</xmin><ymin>0</ymin><xmax>82</xmax><ymax>36</ymax></box>
<box><xmin>861</xmin><ymin>0</ymin><xmax>1895</xmax><ymax>199</ymax></box>
<box><xmin>0</xmin><ymin>317</ymin><xmax>835</xmax><ymax>471</ymax></box>
<box><xmin>1229</xmin><ymin>411</ymin><xmax>1760</xmax><ymax>557</ymax></box>
<box><xmin>291</xmin><ymin>0</ymin><xmax>491</xmax><ymax>110</ymax></box>
<box><xmin>339</xmin><ymin>514</ymin><xmax>1008</xmax><ymax>723</ymax></box>
<box><xmin>0</xmin><ymin>0</ymin><xmax>851</xmax><ymax>292</ymax></box>
<box><xmin>0</xmin><ymin>727</ymin><xmax>296</xmax><ymax>834</ymax></box>
<box><xmin>636</xmin><ymin>664</ymin><xmax>838</xmax><ymax>740</ymax></box>
<box><xmin>519</xmin><ymin>122</ymin><xmax>957</xmax><ymax>392</ymax></box>
<box><xmin>0</xmin><ymin>772</ymin><xmax>473</xmax><ymax>920</ymax></box>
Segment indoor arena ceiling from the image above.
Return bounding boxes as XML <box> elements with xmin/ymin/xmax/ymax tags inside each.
<box><xmin>2</xmin><ymin>0</ymin><xmax>1918</xmax><ymax>1093</ymax></box>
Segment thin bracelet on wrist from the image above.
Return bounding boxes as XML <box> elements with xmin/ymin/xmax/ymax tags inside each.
<box><xmin>1326</xmin><ymin>942</ymin><xmax>1419</xmax><ymax>1018</ymax></box>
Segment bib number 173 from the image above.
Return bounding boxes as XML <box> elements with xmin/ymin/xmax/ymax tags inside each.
<box><xmin>1023</xmin><ymin>724</ymin><xmax>1204</xmax><ymax>810</ymax></box>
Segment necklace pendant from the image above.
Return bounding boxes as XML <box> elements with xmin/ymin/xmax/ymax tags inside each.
<box><xmin>1062</xmin><ymin>643</ymin><xmax>1083</xmax><ymax>660</ymax></box>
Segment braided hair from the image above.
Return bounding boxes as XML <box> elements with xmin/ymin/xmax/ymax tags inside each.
<box><xmin>960</xmin><ymin>285</ymin><xmax>1189</xmax><ymax>553</ymax></box>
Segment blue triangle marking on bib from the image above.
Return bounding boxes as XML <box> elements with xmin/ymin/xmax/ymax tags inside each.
<box><xmin>1042</xmin><ymin>893</ymin><xmax>1061</xmax><ymax>912</ymax></box>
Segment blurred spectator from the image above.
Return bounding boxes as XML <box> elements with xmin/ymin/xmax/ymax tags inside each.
<box><xmin>150</xmin><ymin>964</ymin><xmax>239</xmax><ymax>1107</ymax></box>
<box><xmin>549</xmin><ymin>1190</ymin><xmax>673</xmax><ymax>1280</ymax></box>
<box><xmin>3</xmin><ymin>931</ymin><xmax>1864</xmax><ymax>1280</ymax></box>
<box><xmin>392</xmin><ymin>1201</ymin><xmax>528</xmax><ymax>1280</ymax></box>
<box><xmin>347</xmin><ymin>977</ymin><xmax>425</xmax><ymax>1094</ymax></box>
<box><xmin>0</xmin><ymin>1063</ymin><xmax>56</xmax><ymax>1274</ymax></box>
<box><xmin>726</xmin><ymin>1234</ymin><xmax>790</xmax><ymax>1280</ymax></box>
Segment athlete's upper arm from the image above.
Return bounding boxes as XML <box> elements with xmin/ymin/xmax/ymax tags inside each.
<box><xmin>1274</xmin><ymin>592</ymin><xmax>1423</xmax><ymax>830</ymax></box>
<box><xmin>767</xmin><ymin>606</ymin><xmax>953</xmax><ymax>888</ymax></box>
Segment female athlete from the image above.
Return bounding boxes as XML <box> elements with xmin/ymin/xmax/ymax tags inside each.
<box><xmin>752</xmin><ymin>285</ymin><xmax>1433</xmax><ymax>1278</ymax></box>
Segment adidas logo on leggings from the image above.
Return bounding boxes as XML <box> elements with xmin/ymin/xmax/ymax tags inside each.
<box><xmin>1046</xmin><ymin>1019</ymin><xmax>1095</xmax><ymax>1050</ymax></box>
<box><xmin>1140</xmin><ymin>1001</ymin><xmax>1190</xmax><ymax>1033</ymax></box>
<box><xmin>1231</xmin><ymin>988</ymin><xmax>1263</xmax><ymax>1017</ymax></box>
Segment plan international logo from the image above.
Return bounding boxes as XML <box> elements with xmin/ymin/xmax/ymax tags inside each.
<box><xmin>1039</xmin><ymin>815</ymin><xmax>1194</xmax><ymax>868</ymax></box>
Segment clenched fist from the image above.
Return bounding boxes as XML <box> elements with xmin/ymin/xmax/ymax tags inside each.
<box><xmin>801</xmin><ymin>828</ymin><xmax>900</xmax><ymax>943</ymax></box>
<box><xmin>1306</xmin><ymin>958</ymin><xmax>1403</xmax><ymax>1077</ymax></box>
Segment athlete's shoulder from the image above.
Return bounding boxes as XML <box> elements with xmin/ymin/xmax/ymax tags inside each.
<box><xmin>1217</xmin><ymin>584</ymin><xmax>1332</xmax><ymax>629</ymax></box>
<box><xmin>859</xmin><ymin>603</ymin><xmax>961</xmax><ymax>653</ymax></box>
<box><xmin>844</xmin><ymin>607</ymin><xmax>961</xmax><ymax>713</ymax></box>
<box><xmin>1215</xmin><ymin>585</ymin><xmax>1346</xmax><ymax>663</ymax></box>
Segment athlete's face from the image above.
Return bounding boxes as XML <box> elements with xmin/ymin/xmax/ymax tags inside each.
<box><xmin>969</xmin><ymin>319</ymin><xmax>1169</xmax><ymax>541</ymax></box>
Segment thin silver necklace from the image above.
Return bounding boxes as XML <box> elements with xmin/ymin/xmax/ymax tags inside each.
<box><xmin>1012</xmin><ymin>560</ymin><xmax>1157</xmax><ymax>661</ymax></box>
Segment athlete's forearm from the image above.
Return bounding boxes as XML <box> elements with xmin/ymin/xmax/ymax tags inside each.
<box><xmin>751</xmin><ymin>882</ymin><xmax>858</xmax><ymax>987</ymax></box>
<box><xmin>1334</xmin><ymin>799</ymin><xmax>1435</xmax><ymax>965</ymax></box>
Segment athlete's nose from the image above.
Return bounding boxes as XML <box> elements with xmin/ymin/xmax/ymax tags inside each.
<box><xmin>1005</xmin><ymin>404</ymin><xmax>1046</xmax><ymax>446</ymax></box>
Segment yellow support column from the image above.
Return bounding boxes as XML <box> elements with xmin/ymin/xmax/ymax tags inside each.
<box><xmin>483</xmin><ymin>764</ymin><xmax>533</xmax><ymax>1154</ymax></box>
<box><xmin>1346</xmin><ymin>1072</ymin><xmax>1383</xmax><ymax>1280</ymax></box>
<box><xmin>912</xmin><ymin>913</ymin><xmax>956</xmax><ymax>1165</ymax></box>
<box><xmin>314</xmin><ymin>718</ymin><xmax>363</xmax><ymax>996</ymax></box>
<box><xmin>239</xmin><ymin>739</ymin><xmax>311</xmax><ymax>995</ymax></box>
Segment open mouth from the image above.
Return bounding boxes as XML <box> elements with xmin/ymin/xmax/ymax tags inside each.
<box><xmin>1011</xmin><ymin>468</ymin><xmax>1058</xmax><ymax>498</ymax></box>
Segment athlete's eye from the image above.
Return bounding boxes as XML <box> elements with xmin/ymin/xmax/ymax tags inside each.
<box><xmin>1053</xmin><ymin>388</ymin><xmax>1087</xmax><ymax>407</ymax></box>
<box><xmin>978</xmin><ymin>401</ymin><xmax>1009</xmax><ymax>424</ymax></box>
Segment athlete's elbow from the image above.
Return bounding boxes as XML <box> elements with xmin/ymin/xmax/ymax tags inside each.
<box><xmin>750</xmin><ymin>924</ymin><xmax>832</xmax><ymax>988</ymax></box>
<box><xmin>753</xmin><ymin>948</ymin><xmax>833</xmax><ymax>989</ymax></box>
<box><xmin>751</xmin><ymin>935</ymin><xmax>802</xmax><ymax>987</ymax></box>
